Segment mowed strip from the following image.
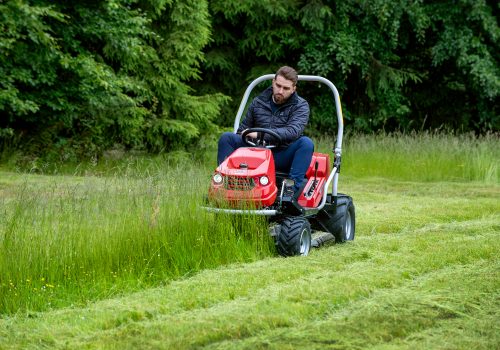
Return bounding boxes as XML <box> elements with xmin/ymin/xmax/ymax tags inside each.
<box><xmin>1</xmin><ymin>214</ymin><xmax>498</xmax><ymax>349</ymax></box>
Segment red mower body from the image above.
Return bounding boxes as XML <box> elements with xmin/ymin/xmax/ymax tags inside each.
<box><xmin>297</xmin><ymin>153</ymin><xmax>331</xmax><ymax>208</ymax></box>
<box><xmin>209</xmin><ymin>147</ymin><xmax>278</xmax><ymax>207</ymax></box>
<box><xmin>209</xmin><ymin>147</ymin><xmax>332</xmax><ymax>209</ymax></box>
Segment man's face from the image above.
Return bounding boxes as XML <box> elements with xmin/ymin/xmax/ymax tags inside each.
<box><xmin>272</xmin><ymin>75</ymin><xmax>296</xmax><ymax>104</ymax></box>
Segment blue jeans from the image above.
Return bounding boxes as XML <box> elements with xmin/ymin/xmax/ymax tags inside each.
<box><xmin>217</xmin><ymin>132</ymin><xmax>314</xmax><ymax>191</ymax></box>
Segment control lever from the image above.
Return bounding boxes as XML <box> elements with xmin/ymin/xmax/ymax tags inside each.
<box><xmin>307</xmin><ymin>161</ymin><xmax>319</xmax><ymax>197</ymax></box>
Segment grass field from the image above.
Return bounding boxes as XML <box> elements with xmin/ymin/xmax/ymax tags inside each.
<box><xmin>0</xmin><ymin>132</ymin><xmax>498</xmax><ymax>348</ymax></box>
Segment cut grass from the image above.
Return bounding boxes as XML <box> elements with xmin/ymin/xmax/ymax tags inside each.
<box><xmin>0</xmin><ymin>215</ymin><xmax>498</xmax><ymax>349</ymax></box>
<box><xmin>0</xmin><ymin>132</ymin><xmax>498</xmax><ymax>347</ymax></box>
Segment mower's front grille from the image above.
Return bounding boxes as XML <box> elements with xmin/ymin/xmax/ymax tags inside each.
<box><xmin>224</xmin><ymin>176</ymin><xmax>255</xmax><ymax>190</ymax></box>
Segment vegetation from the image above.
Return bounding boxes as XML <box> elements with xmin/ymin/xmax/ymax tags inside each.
<box><xmin>0</xmin><ymin>0</ymin><xmax>227</xmax><ymax>159</ymax></box>
<box><xmin>0</xmin><ymin>133</ymin><xmax>498</xmax><ymax>316</ymax></box>
<box><xmin>1</xmin><ymin>1</ymin><xmax>498</xmax><ymax>160</ymax></box>
<box><xmin>340</xmin><ymin>131</ymin><xmax>499</xmax><ymax>183</ymax></box>
<box><xmin>0</xmin><ymin>165</ymin><xmax>273</xmax><ymax>314</ymax></box>
<box><xmin>1</xmin><ymin>1</ymin><xmax>498</xmax><ymax>347</ymax></box>
<box><xmin>2</xmin><ymin>227</ymin><xmax>499</xmax><ymax>349</ymax></box>
<box><xmin>0</xmin><ymin>133</ymin><xmax>498</xmax><ymax>348</ymax></box>
<box><xmin>201</xmin><ymin>0</ymin><xmax>499</xmax><ymax>132</ymax></box>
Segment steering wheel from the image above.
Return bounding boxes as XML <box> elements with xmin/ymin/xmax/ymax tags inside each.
<box><xmin>241</xmin><ymin>128</ymin><xmax>282</xmax><ymax>149</ymax></box>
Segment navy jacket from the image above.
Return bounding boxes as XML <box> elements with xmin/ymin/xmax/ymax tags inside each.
<box><xmin>237</xmin><ymin>86</ymin><xmax>310</xmax><ymax>146</ymax></box>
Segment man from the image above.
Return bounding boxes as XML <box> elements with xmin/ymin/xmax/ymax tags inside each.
<box><xmin>217</xmin><ymin>66</ymin><xmax>314</xmax><ymax>195</ymax></box>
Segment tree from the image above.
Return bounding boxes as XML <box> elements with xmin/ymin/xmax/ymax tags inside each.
<box><xmin>0</xmin><ymin>0</ymin><xmax>227</xmax><ymax>160</ymax></box>
<box><xmin>200</xmin><ymin>0</ymin><xmax>499</xmax><ymax>133</ymax></box>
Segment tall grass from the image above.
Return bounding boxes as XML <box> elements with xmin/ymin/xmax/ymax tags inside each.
<box><xmin>0</xmin><ymin>132</ymin><xmax>497</xmax><ymax>314</ymax></box>
<box><xmin>317</xmin><ymin>131</ymin><xmax>499</xmax><ymax>183</ymax></box>
<box><xmin>0</xmin><ymin>166</ymin><xmax>273</xmax><ymax>314</ymax></box>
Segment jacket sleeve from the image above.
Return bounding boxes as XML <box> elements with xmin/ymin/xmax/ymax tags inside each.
<box><xmin>270</xmin><ymin>99</ymin><xmax>310</xmax><ymax>142</ymax></box>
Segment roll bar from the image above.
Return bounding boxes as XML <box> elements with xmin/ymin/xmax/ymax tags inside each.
<box><xmin>232</xmin><ymin>74</ymin><xmax>345</xmax><ymax>207</ymax></box>
<box><xmin>233</xmin><ymin>74</ymin><xmax>344</xmax><ymax>155</ymax></box>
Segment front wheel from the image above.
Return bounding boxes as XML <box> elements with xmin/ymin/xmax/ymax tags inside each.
<box><xmin>276</xmin><ymin>217</ymin><xmax>311</xmax><ymax>257</ymax></box>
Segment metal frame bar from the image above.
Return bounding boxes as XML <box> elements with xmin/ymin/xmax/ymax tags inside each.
<box><xmin>202</xmin><ymin>206</ymin><xmax>278</xmax><ymax>216</ymax></box>
<box><xmin>231</xmin><ymin>74</ymin><xmax>345</xmax><ymax>213</ymax></box>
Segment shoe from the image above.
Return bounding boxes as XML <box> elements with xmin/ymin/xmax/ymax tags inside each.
<box><xmin>284</xmin><ymin>185</ymin><xmax>295</xmax><ymax>198</ymax></box>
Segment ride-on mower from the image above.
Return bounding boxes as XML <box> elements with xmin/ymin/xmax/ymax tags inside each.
<box><xmin>205</xmin><ymin>74</ymin><xmax>355</xmax><ymax>256</ymax></box>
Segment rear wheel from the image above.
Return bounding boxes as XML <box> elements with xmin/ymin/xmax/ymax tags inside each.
<box><xmin>276</xmin><ymin>217</ymin><xmax>311</xmax><ymax>256</ymax></box>
<box><xmin>333</xmin><ymin>197</ymin><xmax>355</xmax><ymax>243</ymax></box>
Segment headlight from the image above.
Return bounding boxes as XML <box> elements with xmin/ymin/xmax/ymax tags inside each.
<box><xmin>213</xmin><ymin>173</ymin><xmax>223</xmax><ymax>184</ymax></box>
<box><xmin>259</xmin><ymin>176</ymin><xmax>269</xmax><ymax>186</ymax></box>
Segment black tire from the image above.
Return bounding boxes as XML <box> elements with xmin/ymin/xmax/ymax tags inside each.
<box><xmin>332</xmin><ymin>197</ymin><xmax>356</xmax><ymax>243</ymax></box>
<box><xmin>276</xmin><ymin>216</ymin><xmax>311</xmax><ymax>257</ymax></box>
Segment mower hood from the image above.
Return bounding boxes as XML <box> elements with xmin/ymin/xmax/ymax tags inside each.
<box><xmin>209</xmin><ymin>147</ymin><xmax>278</xmax><ymax>207</ymax></box>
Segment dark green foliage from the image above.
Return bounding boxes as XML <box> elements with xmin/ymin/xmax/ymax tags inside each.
<box><xmin>197</xmin><ymin>0</ymin><xmax>306</xmax><ymax>126</ymax></box>
<box><xmin>1</xmin><ymin>1</ymin><xmax>498</xmax><ymax>161</ymax></box>
<box><xmin>0</xmin><ymin>0</ymin><xmax>227</xmax><ymax>160</ymax></box>
<box><xmin>201</xmin><ymin>0</ymin><xmax>499</xmax><ymax>133</ymax></box>
<box><xmin>420</xmin><ymin>0</ymin><xmax>499</xmax><ymax>131</ymax></box>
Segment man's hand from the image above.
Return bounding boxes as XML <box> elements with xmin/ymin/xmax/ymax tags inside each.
<box><xmin>245</xmin><ymin>131</ymin><xmax>258</xmax><ymax>139</ymax></box>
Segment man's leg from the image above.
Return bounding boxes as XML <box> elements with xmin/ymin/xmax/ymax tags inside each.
<box><xmin>217</xmin><ymin>132</ymin><xmax>246</xmax><ymax>165</ymax></box>
<box><xmin>273</xmin><ymin>136</ymin><xmax>314</xmax><ymax>192</ymax></box>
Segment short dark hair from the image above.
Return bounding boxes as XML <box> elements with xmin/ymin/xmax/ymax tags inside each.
<box><xmin>275</xmin><ymin>66</ymin><xmax>298</xmax><ymax>86</ymax></box>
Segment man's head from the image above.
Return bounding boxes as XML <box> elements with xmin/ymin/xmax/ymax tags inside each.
<box><xmin>272</xmin><ymin>66</ymin><xmax>298</xmax><ymax>104</ymax></box>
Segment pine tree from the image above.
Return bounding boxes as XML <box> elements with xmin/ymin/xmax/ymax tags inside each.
<box><xmin>0</xmin><ymin>0</ymin><xmax>228</xmax><ymax>159</ymax></box>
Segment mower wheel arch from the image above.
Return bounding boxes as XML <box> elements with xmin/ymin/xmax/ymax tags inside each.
<box><xmin>276</xmin><ymin>216</ymin><xmax>311</xmax><ymax>257</ymax></box>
